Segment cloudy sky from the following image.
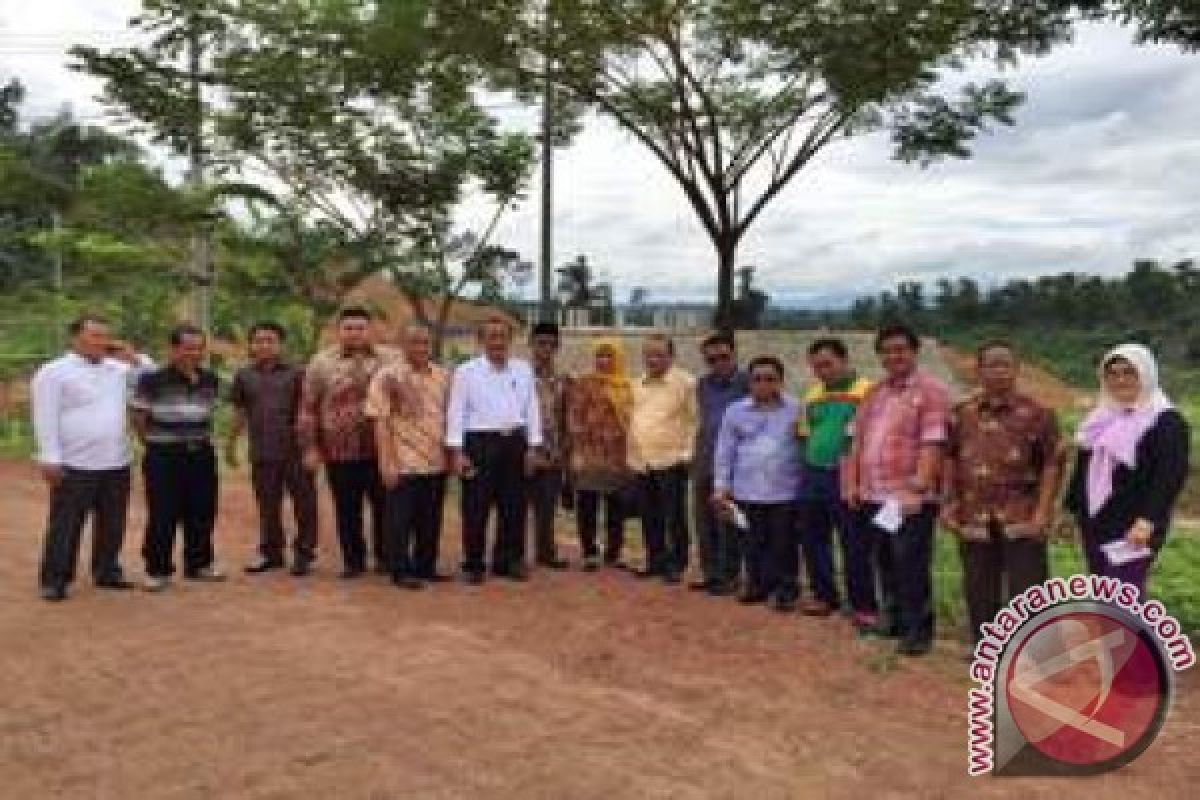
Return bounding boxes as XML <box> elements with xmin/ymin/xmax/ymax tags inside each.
<box><xmin>4</xmin><ymin>1</ymin><xmax>1200</xmax><ymax>308</ymax></box>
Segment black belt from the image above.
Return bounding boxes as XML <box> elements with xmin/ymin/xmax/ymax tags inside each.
<box><xmin>146</xmin><ymin>439</ymin><xmax>213</xmax><ymax>452</ymax></box>
<box><xmin>465</xmin><ymin>427</ymin><xmax>525</xmax><ymax>438</ymax></box>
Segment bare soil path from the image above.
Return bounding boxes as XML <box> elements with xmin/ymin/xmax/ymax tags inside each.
<box><xmin>0</xmin><ymin>459</ymin><xmax>1195</xmax><ymax>798</ymax></box>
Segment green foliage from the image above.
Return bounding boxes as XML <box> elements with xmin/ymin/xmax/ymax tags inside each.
<box><xmin>848</xmin><ymin>258</ymin><xmax>1200</xmax><ymax>386</ymax></box>
<box><xmin>72</xmin><ymin>1</ymin><xmax>537</xmax><ymax>346</ymax></box>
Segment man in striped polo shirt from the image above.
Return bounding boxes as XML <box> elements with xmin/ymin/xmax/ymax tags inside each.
<box><xmin>794</xmin><ymin>337</ymin><xmax>875</xmax><ymax>622</ymax></box>
<box><xmin>131</xmin><ymin>324</ymin><xmax>225</xmax><ymax>591</ymax></box>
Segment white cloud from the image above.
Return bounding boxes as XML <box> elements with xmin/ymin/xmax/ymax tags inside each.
<box><xmin>6</xmin><ymin>7</ymin><xmax>1200</xmax><ymax>307</ymax></box>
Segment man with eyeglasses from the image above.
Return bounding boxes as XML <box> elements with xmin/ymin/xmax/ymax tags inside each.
<box><xmin>844</xmin><ymin>324</ymin><xmax>950</xmax><ymax>656</ymax></box>
<box><xmin>690</xmin><ymin>332</ymin><xmax>748</xmax><ymax>595</ymax></box>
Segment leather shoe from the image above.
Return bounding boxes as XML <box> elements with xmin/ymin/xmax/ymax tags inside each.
<box><xmin>897</xmin><ymin>638</ymin><xmax>932</xmax><ymax>657</ymax></box>
<box><xmin>503</xmin><ymin>565</ymin><xmax>530</xmax><ymax>582</ymax></box>
<box><xmin>339</xmin><ymin>567</ymin><xmax>364</xmax><ymax>580</ymax></box>
<box><xmin>662</xmin><ymin>571</ymin><xmax>682</xmax><ymax>585</ymax></box>
<box><xmin>537</xmin><ymin>557</ymin><xmax>569</xmax><ymax>570</ymax></box>
<box><xmin>420</xmin><ymin>572</ymin><xmax>452</xmax><ymax>583</ymax></box>
<box><xmin>391</xmin><ymin>575</ymin><xmax>425</xmax><ymax>590</ymax></box>
<box><xmin>738</xmin><ymin>591</ymin><xmax>768</xmax><ymax>604</ymax></box>
<box><xmin>688</xmin><ymin>579</ymin><xmax>714</xmax><ymax>591</ymax></box>
<box><xmin>245</xmin><ymin>559</ymin><xmax>284</xmax><ymax>574</ymax></box>
<box><xmin>634</xmin><ymin>568</ymin><xmax>661</xmax><ymax>579</ymax></box>
<box><xmin>40</xmin><ymin>585</ymin><xmax>67</xmax><ymax>602</ymax></box>
<box><xmin>290</xmin><ymin>561</ymin><xmax>312</xmax><ymax>577</ymax></box>
<box><xmin>96</xmin><ymin>577</ymin><xmax>135</xmax><ymax>590</ymax></box>
<box><xmin>463</xmin><ymin>570</ymin><xmax>485</xmax><ymax>585</ymax></box>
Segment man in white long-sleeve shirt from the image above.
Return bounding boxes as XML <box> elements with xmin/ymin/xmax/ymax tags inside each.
<box><xmin>31</xmin><ymin>314</ymin><xmax>135</xmax><ymax>601</ymax></box>
<box><xmin>446</xmin><ymin>315</ymin><xmax>544</xmax><ymax>583</ymax></box>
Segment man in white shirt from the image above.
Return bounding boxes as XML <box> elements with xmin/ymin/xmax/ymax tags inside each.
<box><xmin>31</xmin><ymin>314</ymin><xmax>135</xmax><ymax>601</ymax></box>
<box><xmin>446</xmin><ymin>315</ymin><xmax>544</xmax><ymax>583</ymax></box>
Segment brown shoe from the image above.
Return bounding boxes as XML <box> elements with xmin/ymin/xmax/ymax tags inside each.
<box><xmin>799</xmin><ymin>599</ymin><xmax>834</xmax><ymax>617</ymax></box>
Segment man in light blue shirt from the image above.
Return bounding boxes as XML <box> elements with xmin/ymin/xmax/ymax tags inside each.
<box><xmin>712</xmin><ymin>356</ymin><xmax>801</xmax><ymax>606</ymax></box>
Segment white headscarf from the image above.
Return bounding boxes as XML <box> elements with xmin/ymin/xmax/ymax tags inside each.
<box><xmin>1087</xmin><ymin>343</ymin><xmax>1173</xmax><ymax>416</ymax></box>
<box><xmin>1076</xmin><ymin>343</ymin><xmax>1174</xmax><ymax>514</ymax></box>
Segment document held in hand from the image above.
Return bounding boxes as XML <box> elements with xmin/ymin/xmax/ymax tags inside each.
<box><xmin>1100</xmin><ymin>539</ymin><xmax>1153</xmax><ymax>567</ymax></box>
<box><xmin>872</xmin><ymin>498</ymin><xmax>904</xmax><ymax>534</ymax></box>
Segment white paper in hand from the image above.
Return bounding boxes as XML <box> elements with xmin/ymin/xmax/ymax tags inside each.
<box><xmin>872</xmin><ymin>498</ymin><xmax>904</xmax><ymax>535</ymax></box>
<box><xmin>1100</xmin><ymin>539</ymin><xmax>1152</xmax><ymax>567</ymax></box>
<box><xmin>729</xmin><ymin>503</ymin><xmax>750</xmax><ymax>531</ymax></box>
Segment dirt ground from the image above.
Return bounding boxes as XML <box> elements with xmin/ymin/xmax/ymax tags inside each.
<box><xmin>0</xmin><ymin>458</ymin><xmax>1196</xmax><ymax>799</ymax></box>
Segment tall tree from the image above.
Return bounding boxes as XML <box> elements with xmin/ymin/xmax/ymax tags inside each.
<box><xmin>458</xmin><ymin>0</ymin><xmax>1083</xmax><ymax>327</ymax></box>
<box><xmin>73</xmin><ymin>0</ymin><xmax>537</xmax><ymax>342</ymax></box>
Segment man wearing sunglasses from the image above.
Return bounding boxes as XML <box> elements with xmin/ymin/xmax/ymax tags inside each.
<box><xmin>690</xmin><ymin>333</ymin><xmax>748</xmax><ymax>595</ymax></box>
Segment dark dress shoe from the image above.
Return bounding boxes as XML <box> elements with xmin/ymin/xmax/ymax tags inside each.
<box><xmin>96</xmin><ymin>577</ymin><xmax>135</xmax><ymax>590</ymax></box>
<box><xmin>897</xmin><ymin>638</ymin><xmax>932</xmax><ymax>657</ymax></box>
<box><xmin>504</xmin><ymin>565</ymin><xmax>530</xmax><ymax>582</ymax></box>
<box><xmin>339</xmin><ymin>567</ymin><xmax>364</xmax><ymax>580</ymax></box>
<box><xmin>634</xmin><ymin>568</ymin><xmax>661</xmax><ymax>579</ymax></box>
<box><xmin>245</xmin><ymin>559</ymin><xmax>284</xmax><ymax>574</ymax></box>
<box><xmin>769</xmin><ymin>594</ymin><xmax>797</xmax><ymax>613</ymax></box>
<box><xmin>707</xmin><ymin>582</ymin><xmax>734</xmax><ymax>597</ymax></box>
<box><xmin>688</xmin><ymin>579</ymin><xmax>714</xmax><ymax>591</ymax></box>
<box><xmin>420</xmin><ymin>572</ymin><xmax>452</xmax><ymax>583</ymax></box>
<box><xmin>604</xmin><ymin>558</ymin><xmax>629</xmax><ymax>570</ymax></box>
<box><xmin>537</xmin><ymin>557</ymin><xmax>570</xmax><ymax>570</ymax></box>
<box><xmin>40</xmin><ymin>585</ymin><xmax>67</xmax><ymax>602</ymax></box>
<box><xmin>290</xmin><ymin>561</ymin><xmax>312</xmax><ymax>577</ymax></box>
<box><xmin>738</xmin><ymin>591</ymin><xmax>768</xmax><ymax>605</ymax></box>
<box><xmin>391</xmin><ymin>575</ymin><xmax>426</xmax><ymax>590</ymax></box>
<box><xmin>662</xmin><ymin>571</ymin><xmax>682</xmax><ymax>585</ymax></box>
<box><xmin>463</xmin><ymin>570</ymin><xmax>485</xmax><ymax>585</ymax></box>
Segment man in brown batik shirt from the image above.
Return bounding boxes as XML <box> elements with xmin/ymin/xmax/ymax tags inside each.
<box><xmin>942</xmin><ymin>341</ymin><xmax>1064</xmax><ymax>647</ymax></box>
<box><xmin>299</xmin><ymin>306</ymin><xmax>398</xmax><ymax>578</ymax></box>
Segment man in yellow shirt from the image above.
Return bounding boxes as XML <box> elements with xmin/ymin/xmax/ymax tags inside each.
<box><xmin>629</xmin><ymin>334</ymin><xmax>698</xmax><ymax>583</ymax></box>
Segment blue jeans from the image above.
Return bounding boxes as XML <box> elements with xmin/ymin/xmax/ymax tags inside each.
<box><xmin>797</xmin><ymin>464</ymin><xmax>877</xmax><ymax>613</ymax></box>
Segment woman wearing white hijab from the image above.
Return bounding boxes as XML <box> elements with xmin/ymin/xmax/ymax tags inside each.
<box><xmin>1065</xmin><ymin>344</ymin><xmax>1190</xmax><ymax>593</ymax></box>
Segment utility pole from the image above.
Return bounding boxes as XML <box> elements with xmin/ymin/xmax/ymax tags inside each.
<box><xmin>538</xmin><ymin>3</ymin><xmax>554</xmax><ymax>324</ymax></box>
<box><xmin>185</xmin><ymin>21</ymin><xmax>212</xmax><ymax>336</ymax></box>
<box><xmin>52</xmin><ymin>209</ymin><xmax>63</xmax><ymax>353</ymax></box>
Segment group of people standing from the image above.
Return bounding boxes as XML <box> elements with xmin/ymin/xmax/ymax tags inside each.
<box><xmin>31</xmin><ymin>310</ymin><xmax>1189</xmax><ymax>658</ymax></box>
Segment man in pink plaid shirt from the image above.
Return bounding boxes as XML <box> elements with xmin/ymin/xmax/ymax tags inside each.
<box><xmin>844</xmin><ymin>323</ymin><xmax>950</xmax><ymax>656</ymax></box>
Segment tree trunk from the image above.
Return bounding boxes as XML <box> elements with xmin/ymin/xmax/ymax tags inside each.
<box><xmin>432</xmin><ymin>296</ymin><xmax>454</xmax><ymax>362</ymax></box>
<box><xmin>713</xmin><ymin>236</ymin><xmax>738</xmax><ymax>334</ymax></box>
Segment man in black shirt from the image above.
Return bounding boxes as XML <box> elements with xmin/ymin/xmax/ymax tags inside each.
<box><xmin>226</xmin><ymin>322</ymin><xmax>318</xmax><ymax>576</ymax></box>
<box><xmin>131</xmin><ymin>324</ymin><xmax>225</xmax><ymax>591</ymax></box>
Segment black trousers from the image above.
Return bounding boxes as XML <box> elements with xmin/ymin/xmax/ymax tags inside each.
<box><xmin>959</xmin><ymin>526</ymin><xmax>1048</xmax><ymax>645</ymax></box>
<box><xmin>142</xmin><ymin>443</ymin><xmax>218</xmax><ymax>578</ymax></box>
<box><xmin>39</xmin><ymin>466</ymin><xmax>130</xmax><ymax>589</ymax></box>
<box><xmin>577</xmin><ymin>488</ymin><xmax>626</xmax><ymax>563</ymax></box>
<box><xmin>384</xmin><ymin>473</ymin><xmax>447</xmax><ymax>578</ymax></box>
<box><xmin>865</xmin><ymin>503</ymin><xmax>937</xmax><ymax>646</ymax></box>
<box><xmin>693</xmin><ymin>472</ymin><xmax>740</xmax><ymax>586</ymax></box>
<box><xmin>636</xmin><ymin>463</ymin><xmax>690</xmax><ymax>575</ymax></box>
<box><xmin>460</xmin><ymin>431</ymin><xmax>527</xmax><ymax>574</ymax></box>
<box><xmin>250</xmin><ymin>458</ymin><xmax>318</xmax><ymax>564</ymax></box>
<box><xmin>522</xmin><ymin>467</ymin><xmax>562</xmax><ymax>564</ymax></box>
<box><xmin>741</xmin><ymin>502</ymin><xmax>795</xmax><ymax>597</ymax></box>
<box><xmin>325</xmin><ymin>459</ymin><xmax>385</xmax><ymax>571</ymax></box>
